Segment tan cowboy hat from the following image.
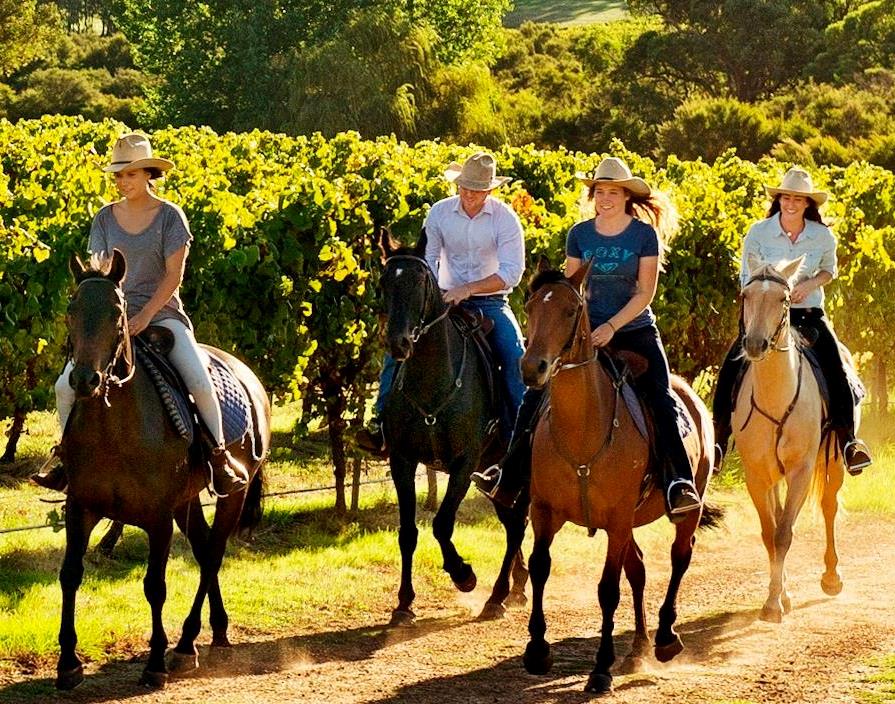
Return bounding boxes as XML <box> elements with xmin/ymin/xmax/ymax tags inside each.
<box><xmin>103</xmin><ymin>133</ymin><xmax>174</xmax><ymax>173</ymax></box>
<box><xmin>576</xmin><ymin>157</ymin><xmax>651</xmax><ymax>197</ymax></box>
<box><xmin>444</xmin><ymin>152</ymin><xmax>511</xmax><ymax>191</ymax></box>
<box><xmin>764</xmin><ymin>167</ymin><xmax>828</xmax><ymax>206</ymax></box>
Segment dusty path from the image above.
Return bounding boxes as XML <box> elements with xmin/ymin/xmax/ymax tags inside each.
<box><xmin>3</xmin><ymin>504</ymin><xmax>894</xmax><ymax>704</ymax></box>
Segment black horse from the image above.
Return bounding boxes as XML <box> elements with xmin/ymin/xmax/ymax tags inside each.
<box><xmin>378</xmin><ymin>230</ymin><xmax>529</xmax><ymax>625</ymax></box>
<box><xmin>55</xmin><ymin>251</ymin><xmax>271</xmax><ymax>689</ymax></box>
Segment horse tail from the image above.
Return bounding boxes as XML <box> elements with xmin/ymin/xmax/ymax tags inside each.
<box><xmin>698</xmin><ymin>502</ymin><xmax>725</xmax><ymax>530</ymax></box>
<box><xmin>237</xmin><ymin>463</ymin><xmax>265</xmax><ymax>535</ymax></box>
<box><xmin>809</xmin><ymin>428</ymin><xmax>837</xmax><ymax>508</ymax></box>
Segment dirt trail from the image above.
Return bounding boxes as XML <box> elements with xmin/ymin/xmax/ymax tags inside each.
<box><xmin>4</xmin><ymin>506</ymin><xmax>895</xmax><ymax>704</ymax></box>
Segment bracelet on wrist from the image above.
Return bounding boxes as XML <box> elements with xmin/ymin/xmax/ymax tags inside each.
<box><xmin>606</xmin><ymin>321</ymin><xmax>616</xmax><ymax>333</ymax></box>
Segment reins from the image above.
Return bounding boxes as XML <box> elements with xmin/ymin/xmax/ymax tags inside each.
<box><xmin>386</xmin><ymin>255</ymin><xmax>467</xmax><ymax>427</ymax></box>
<box><xmin>69</xmin><ymin>277</ymin><xmax>135</xmax><ymax>406</ymax></box>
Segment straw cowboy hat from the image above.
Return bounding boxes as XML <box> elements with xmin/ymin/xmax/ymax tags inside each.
<box><xmin>764</xmin><ymin>167</ymin><xmax>828</xmax><ymax>206</ymax></box>
<box><xmin>444</xmin><ymin>152</ymin><xmax>512</xmax><ymax>191</ymax></box>
<box><xmin>576</xmin><ymin>157</ymin><xmax>651</xmax><ymax>198</ymax></box>
<box><xmin>103</xmin><ymin>133</ymin><xmax>174</xmax><ymax>173</ymax></box>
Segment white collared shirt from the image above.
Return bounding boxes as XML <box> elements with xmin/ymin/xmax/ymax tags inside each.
<box><xmin>739</xmin><ymin>215</ymin><xmax>838</xmax><ymax>309</ymax></box>
<box><xmin>424</xmin><ymin>195</ymin><xmax>525</xmax><ymax>293</ymax></box>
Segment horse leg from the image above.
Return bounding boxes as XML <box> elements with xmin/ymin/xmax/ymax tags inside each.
<box><xmin>617</xmin><ymin>537</ymin><xmax>649</xmax><ymax>674</ymax></box>
<box><xmin>55</xmin><ymin>502</ymin><xmax>100</xmax><ymax>690</ymax></box>
<box><xmin>820</xmin><ymin>457</ymin><xmax>844</xmax><ymax>596</ymax></box>
<box><xmin>654</xmin><ymin>516</ymin><xmax>699</xmax><ymax>662</ymax></box>
<box><xmin>95</xmin><ymin>520</ymin><xmax>124</xmax><ymax>558</ymax></box>
<box><xmin>766</xmin><ymin>465</ymin><xmax>812</xmax><ymax>623</ymax></box>
<box><xmin>585</xmin><ymin>528</ymin><xmax>630</xmax><ymax>695</ymax></box>
<box><xmin>168</xmin><ymin>499</ymin><xmax>209</xmax><ymax>675</ymax></box>
<box><xmin>523</xmin><ymin>503</ymin><xmax>562</xmax><ymax>676</ymax></box>
<box><xmin>432</xmin><ymin>460</ymin><xmax>477</xmax><ymax>593</ymax></box>
<box><xmin>746</xmin><ymin>475</ymin><xmax>782</xmax><ymax>622</ymax></box>
<box><xmin>479</xmin><ymin>494</ymin><xmax>529</xmax><ymax>620</ymax></box>
<box><xmin>139</xmin><ymin>520</ymin><xmax>174</xmax><ymax>688</ymax></box>
<box><xmin>391</xmin><ymin>457</ymin><xmax>419</xmax><ymax>626</ymax></box>
<box><xmin>770</xmin><ymin>482</ymin><xmax>792</xmax><ymax>613</ymax></box>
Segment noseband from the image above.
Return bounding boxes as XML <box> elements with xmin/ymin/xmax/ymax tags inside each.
<box><xmin>384</xmin><ymin>255</ymin><xmax>451</xmax><ymax>343</ymax></box>
<box><xmin>69</xmin><ymin>277</ymin><xmax>135</xmax><ymax>405</ymax></box>
<box><xmin>742</xmin><ymin>271</ymin><xmax>792</xmax><ymax>354</ymax></box>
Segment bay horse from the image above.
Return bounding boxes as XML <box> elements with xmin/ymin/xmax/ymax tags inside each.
<box><xmin>520</xmin><ymin>261</ymin><xmax>715</xmax><ymax>695</ymax></box>
<box><xmin>378</xmin><ymin>229</ymin><xmax>529</xmax><ymax>625</ymax></box>
<box><xmin>734</xmin><ymin>255</ymin><xmax>847</xmax><ymax>622</ymax></box>
<box><xmin>55</xmin><ymin>250</ymin><xmax>271</xmax><ymax>689</ymax></box>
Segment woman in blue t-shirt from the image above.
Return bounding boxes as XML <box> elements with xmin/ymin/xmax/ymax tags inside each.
<box><xmin>473</xmin><ymin>157</ymin><xmax>701</xmax><ymax>521</ymax></box>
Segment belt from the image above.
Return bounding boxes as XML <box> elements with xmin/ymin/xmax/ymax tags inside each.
<box><xmin>470</xmin><ymin>294</ymin><xmax>508</xmax><ymax>302</ymax></box>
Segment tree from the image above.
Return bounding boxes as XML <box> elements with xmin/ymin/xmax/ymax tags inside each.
<box><xmin>0</xmin><ymin>0</ymin><xmax>62</xmax><ymax>77</ymax></box>
<box><xmin>810</xmin><ymin>0</ymin><xmax>895</xmax><ymax>82</ymax></box>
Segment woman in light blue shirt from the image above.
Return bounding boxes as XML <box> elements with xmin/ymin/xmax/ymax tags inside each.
<box><xmin>713</xmin><ymin>167</ymin><xmax>872</xmax><ymax>474</ymax></box>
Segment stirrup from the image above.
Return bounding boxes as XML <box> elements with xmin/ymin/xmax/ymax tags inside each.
<box><xmin>666</xmin><ymin>478</ymin><xmax>701</xmax><ymax>515</ymax></box>
<box><xmin>471</xmin><ymin>464</ymin><xmax>502</xmax><ymax>497</ymax></box>
<box><xmin>843</xmin><ymin>439</ymin><xmax>872</xmax><ymax>476</ymax></box>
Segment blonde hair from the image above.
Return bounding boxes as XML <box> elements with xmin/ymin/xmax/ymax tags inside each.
<box><xmin>583</xmin><ymin>184</ymin><xmax>679</xmax><ymax>268</ymax></box>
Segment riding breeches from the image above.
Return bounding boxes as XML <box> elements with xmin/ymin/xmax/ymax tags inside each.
<box><xmin>55</xmin><ymin>319</ymin><xmax>226</xmax><ymax>446</ymax></box>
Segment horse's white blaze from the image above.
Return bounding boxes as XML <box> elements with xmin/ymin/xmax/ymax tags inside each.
<box><xmin>543</xmin><ymin>291</ymin><xmax>553</xmax><ymax>303</ymax></box>
<box><xmin>761</xmin><ymin>280</ymin><xmax>770</xmax><ymax>292</ymax></box>
<box><xmin>395</xmin><ymin>268</ymin><xmax>403</xmax><ymax>277</ymax></box>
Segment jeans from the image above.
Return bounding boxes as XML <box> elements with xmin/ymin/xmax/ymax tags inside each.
<box><xmin>374</xmin><ymin>296</ymin><xmax>526</xmax><ymax>438</ymax></box>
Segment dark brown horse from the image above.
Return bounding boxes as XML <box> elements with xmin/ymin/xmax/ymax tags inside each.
<box><xmin>55</xmin><ymin>250</ymin><xmax>271</xmax><ymax>690</ymax></box>
<box><xmin>520</xmin><ymin>262</ymin><xmax>715</xmax><ymax>694</ymax></box>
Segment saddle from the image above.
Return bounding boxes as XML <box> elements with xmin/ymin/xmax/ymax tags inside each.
<box><xmin>448</xmin><ymin>305</ymin><xmax>502</xmax><ymax>434</ymax></box>
<box><xmin>135</xmin><ymin>326</ymin><xmax>260</xmax><ymax>461</ymax></box>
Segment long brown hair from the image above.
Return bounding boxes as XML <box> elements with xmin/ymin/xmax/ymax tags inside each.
<box><xmin>766</xmin><ymin>195</ymin><xmax>826</xmax><ymax>225</ymax></box>
<box><xmin>585</xmin><ymin>183</ymin><xmax>679</xmax><ymax>268</ymax></box>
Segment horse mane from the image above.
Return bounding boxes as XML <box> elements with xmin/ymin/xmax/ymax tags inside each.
<box><xmin>529</xmin><ymin>269</ymin><xmax>566</xmax><ymax>294</ymax></box>
<box><xmin>85</xmin><ymin>252</ymin><xmax>115</xmax><ymax>278</ymax></box>
<box><xmin>386</xmin><ymin>243</ymin><xmax>421</xmax><ymax>258</ymax></box>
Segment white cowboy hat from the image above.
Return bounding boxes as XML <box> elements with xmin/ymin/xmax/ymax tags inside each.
<box><xmin>444</xmin><ymin>152</ymin><xmax>512</xmax><ymax>191</ymax></box>
<box><xmin>764</xmin><ymin>167</ymin><xmax>828</xmax><ymax>206</ymax></box>
<box><xmin>103</xmin><ymin>133</ymin><xmax>174</xmax><ymax>173</ymax></box>
<box><xmin>576</xmin><ymin>157</ymin><xmax>651</xmax><ymax>198</ymax></box>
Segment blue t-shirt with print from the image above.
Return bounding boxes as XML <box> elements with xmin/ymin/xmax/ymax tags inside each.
<box><xmin>565</xmin><ymin>218</ymin><xmax>660</xmax><ymax>331</ymax></box>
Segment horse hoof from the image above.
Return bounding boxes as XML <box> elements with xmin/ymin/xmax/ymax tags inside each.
<box><xmin>505</xmin><ymin>591</ymin><xmax>528</xmax><ymax>608</ymax></box>
<box><xmin>138</xmin><ymin>669</ymin><xmax>168</xmax><ymax>689</ymax></box>
<box><xmin>616</xmin><ymin>656</ymin><xmax>645</xmax><ymax>675</ymax></box>
<box><xmin>477</xmin><ymin>602</ymin><xmax>506</xmax><ymax>621</ymax></box>
<box><xmin>654</xmin><ymin>635</ymin><xmax>684</xmax><ymax>663</ymax></box>
<box><xmin>760</xmin><ymin>605</ymin><xmax>783</xmax><ymax>623</ymax></box>
<box><xmin>390</xmin><ymin>608</ymin><xmax>416</xmax><ymax>627</ymax></box>
<box><xmin>55</xmin><ymin>665</ymin><xmax>84</xmax><ymax>690</ymax></box>
<box><xmin>584</xmin><ymin>671</ymin><xmax>613</xmax><ymax>694</ymax></box>
<box><xmin>821</xmin><ymin>574</ymin><xmax>843</xmax><ymax>596</ymax></box>
<box><xmin>523</xmin><ymin>640</ymin><xmax>552</xmax><ymax>675</ymax></box>
<box><xmin>168</xmin><ymin>649</ymin><xmax>199</xmax><ymax>676</ymax></box>
<box><xmin>452</xmin><ymin>567</ymin><xmax>477</xmax><ymax>593</ymax></box>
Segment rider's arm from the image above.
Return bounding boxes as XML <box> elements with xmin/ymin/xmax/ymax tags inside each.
<box><xmin>127</xmin><ymin>245</ymin><xmax>188</xmax><ymax>336</ymax></box>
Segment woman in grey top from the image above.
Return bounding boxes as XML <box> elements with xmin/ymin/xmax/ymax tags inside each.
<box><xmin>33</xmin><ymin>133</ymin><xmax>248</xmax><ymax>496</ymax></box>
<box><xmin>712</xmin><ymin>167</ymin><xmax>872</xmax><ymax>474</ymax></box>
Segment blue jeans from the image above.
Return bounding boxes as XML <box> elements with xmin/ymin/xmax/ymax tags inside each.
<box><xmin>375</xmin><ymin>297</ymin><xmax>526</xmax><ymax>440</ymax></box>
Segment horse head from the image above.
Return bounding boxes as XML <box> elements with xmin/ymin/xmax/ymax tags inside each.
<box><xmin>66</xmin><ymin>249</ymin><xmax>133</xmax><ymax>399</ymax></box>
<box><xmin>378</xmin><ymin>227</ymin><xmax>444</xmax><ymax>361</ymax></box>
<box><xmin>521</xmin><ymin>258</ymin><xmax>593</xmax><ymax>388</ymax></box>
<box><xmin>741</xmin><ymin>254</ymin><xmax>804</xmax><ymax>361</ymax></box>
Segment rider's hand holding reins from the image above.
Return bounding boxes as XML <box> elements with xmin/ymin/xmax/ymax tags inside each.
<box><xmin>591</xmin><ymin>322</ymin><xmax>615</xmax><ymax>348</ymax></box>
<box><xmin>443</xmin><ymin>284</ymin><xmax>472</xmax><ymax>305</ymax></box>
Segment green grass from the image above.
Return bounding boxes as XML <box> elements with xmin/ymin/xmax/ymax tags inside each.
<box><xmin>503</xmin><ymin>0</ymin><xmax>628</xmax><ymax>27</ymax></box>
<box><xmin>859</xmin><ymin>654</ymin><xmax>895</xmax><ymax>703</ymax></box>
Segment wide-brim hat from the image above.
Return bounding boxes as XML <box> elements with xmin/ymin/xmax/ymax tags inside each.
<box><xmin>576</xmin><ymin>157</ymin><xmax>651</xmax><ymax>197</ymax></box>
<box><xmin>103</xmin><ymin>133</ymin><xmax>174</xmax><ymax>173</ymax></box>
<box><xmin>764</xmin><ymin>167</ymin><xmax>827</xmax><ymax>206</ymax></box>
<box><xmin>445</xmin><ymin>152</ymin><xmax>511</xmax><ymax>191</ymax></box>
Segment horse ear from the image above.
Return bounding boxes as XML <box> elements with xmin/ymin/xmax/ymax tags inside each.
<box><xmin>378</xmin><ymin>227</ymin><xmax>396</xmax><ymax>263</ymax></box>
<box><xmin>536</xmin><ymin>254</ymin><xmax>551</xmax><ymax>274</ymax></box>
<box><xmin>69</xmin><ymin>253</ymin><xmax>87</xmax><ymax>281</ymax></box>
<box><xmin>568</xmin><ymin>257</ymin><xmax>593</xmax><ymax>292</ymax></box>
<box><xmin>413</xmin><ymin>227</ymin><xmax>428</xmax><ymax>258</ymax></box>
<box><xmin>778</xmin><ymin>254</ymin><xmax>805</xmax><ymax>286</ymax></box>
<box><xmin>746</xmin><ymin>252</ymin><xmax>763</xmax><ymax>278</ymax></box>
<box><xmin>108</xmin><ymin>249</ymin><xmax>127</xmax><ymax>284</ymax></box>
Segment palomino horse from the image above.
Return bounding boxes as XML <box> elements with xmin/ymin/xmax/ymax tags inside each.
<box><xmin>734</xmin><ymin>255</ymin><xmax>847</xmax><ymax>622</ymax></box>
<box><xmin>55</xmin><ymin>251</ymin><xmax>271</xmax><ymax>689</ymax></box>
<box><xmin>520</xmin><ymin>262</ymin><xmax>715</xmax><ymax>695</ymax></box>
<box><xmin>378</xmin><ymin>230</ymin><xmax>529</xmax><ymax>625</ymax></box>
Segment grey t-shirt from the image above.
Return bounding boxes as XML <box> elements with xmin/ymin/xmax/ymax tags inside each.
<box><xmin>88</xmin><ymin>200</ymin><xmax>193</xmax><ymax>327</ymax></box>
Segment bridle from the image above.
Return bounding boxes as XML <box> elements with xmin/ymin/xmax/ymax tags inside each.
<box><xmin>527</xmin><ymin>279</ymin><xmax>595</xmax><ymax>378</ymax></box>
<box><xmin>742</xmin><ymin>271</ymin><xmax>793</xmax><ymax>355</ymax></box>
<box><xmin>384</xmin><ymin>255</ymin><xmax>451</xmax><ymax>343</ymax></box>
<box><xmin>68</xmin><ymin>277</ymin><xmax>135</xmax><ymax>406</ymax></box>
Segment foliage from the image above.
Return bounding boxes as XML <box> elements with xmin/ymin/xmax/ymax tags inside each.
<box><xmin>657</xmin><ymin>97</ymin><xmax>781</xmax><ymax>163</ymax></box>
<box><xmin>403</xmin><ymin>0</ymin><xmax>511</xmax><ymax>65</ymax></box>
<box><xmin>0</xmin><ymin>0</ymin><xmax>62</xmax><ymax>77</ymax></box>
<box><xmin>811</xmin><ymin>0</ymin><xmax>895</xmax><ymax>82</ymax></box>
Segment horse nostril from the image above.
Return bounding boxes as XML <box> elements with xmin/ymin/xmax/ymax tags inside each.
<box><xmin>537</xmin><ymin>359</ymin><xmax>548</xmax><ymax>375</ymax></box>
<box><xmin>90</xmin><ymin>372</ymin><xmax>101</xmax><ymax>389</ymax></box>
